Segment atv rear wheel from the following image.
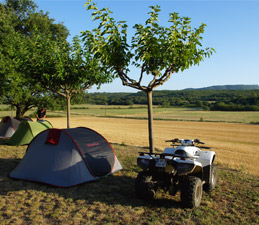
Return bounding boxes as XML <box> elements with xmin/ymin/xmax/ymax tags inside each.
<box><xmin>204</xmin><ymin>165</ymin><xmax>217</xmax><ymax>192</ymax></box>
<box><xmin>135</xmin><ymin>171</ymin><xmax>157</xmax><ymax>200</ymax></box>
<box><xmin>181</xmin><ymin>176</ymin><xmax>203</xmax><ymax>208</ymax></box>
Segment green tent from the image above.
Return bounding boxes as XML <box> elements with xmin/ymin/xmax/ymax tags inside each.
<box><xmin>8</xmin><ymin>121</ymin><xmax>53</xmax><ymax>146</ymax></box>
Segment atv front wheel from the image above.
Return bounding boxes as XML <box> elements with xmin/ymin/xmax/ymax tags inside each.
<box><xmin>204</xmin><ymin>165</ymin><xmax>217</xmax><ymax>192</ymax></box>
<box><xmin>135</xmin><ymin>171</ymin><xmax>157</xmax><ymax>200</ymax></box>
<box><xmin>181</xmin><ymin>176</ymin><xmax>203</xmax><ymax>208</ymax></box>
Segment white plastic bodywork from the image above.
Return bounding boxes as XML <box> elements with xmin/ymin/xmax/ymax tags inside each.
<box><xmin>138</xmin><ymin>144</ymin><xmax>215</xmax><ymax>168</ymax></box>
<box><xmin>163</xmin><ymin>146</ymin><xmax>215</xmax><ymax>167</ymax></box>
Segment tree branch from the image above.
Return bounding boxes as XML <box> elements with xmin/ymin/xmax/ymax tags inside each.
<box><xmin>148</xmin><ymin>72</ymin><xmax>160</xmax><ymax>89</ymax></box>
<box><xmin>56</xmin><ymin>91</ymin><xmax>66</xmax><ymax>97</ymax></box>
<box><xmin>138</xmin><ymin>63</ymin><xmax>146</xmax><ymax>85</ymax></box>
<box><xmin>115</xmin><ymin>66</ymin><xmax>148</xmax><ymax>91</ymax></box>
<box><xmin>150</xmin><ymin>67</ymin><xmax>175</xmax><ymax>89</ymax></box>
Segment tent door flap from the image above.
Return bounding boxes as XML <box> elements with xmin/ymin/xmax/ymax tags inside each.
<box><xmin>45</xmin><ymin>129</ymin><xmax>61</xmax><ymax>145</ymax></box>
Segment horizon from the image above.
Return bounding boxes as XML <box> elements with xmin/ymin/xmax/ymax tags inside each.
<box><xmin>86</xmin><ymin>84</ymin><xmax>259</xmax><ymax>93</ymax></box>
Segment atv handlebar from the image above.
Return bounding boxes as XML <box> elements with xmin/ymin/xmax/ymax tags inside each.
<box><xmin>194</xmin><ymin>139</ymin><xmax>205</xmax><ymax>145</ymax></box>
<box><xmin>199</xmin><ymin>146</ymin><xmax>211</xmax><ymax>149</ymax></box>
<box><xmin>165</xmin><ymin>138</ymin><xmax>206</xmax><ymax>145</ymax></box>
<box><xmin>165</xmin><ymin>138</ymin><xmax>180</xmax><ymax>143</ymax></box>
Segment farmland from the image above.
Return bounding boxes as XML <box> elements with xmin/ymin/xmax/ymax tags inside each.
<box><xmin>1</xmin><ymin>104</ymin><xmax>259</xmax><ymax>124</ymax></box>
<box><xmin>0</xmin><ymin>105</ymin><xmax>259</xmax><ymax>224</ymax></box>
<box><xmin>1</xmin><ymin>104</ymin><xmax>259</xmax><ymax>176</ymax></box>
<box><xmin>65</xmin><ymin>104</ymin><xmax>259</xmax><ymax>124</ymax></box>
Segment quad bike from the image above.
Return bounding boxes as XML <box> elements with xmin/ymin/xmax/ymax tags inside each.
<box><xmin>135</xmin><ymin>138</ymin><xmax>217</xmax><ymax>208</ymax></box>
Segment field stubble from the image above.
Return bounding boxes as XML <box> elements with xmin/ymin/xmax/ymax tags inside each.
<box><xmin>47</xmin><ymin>116</ymin><xmax>259</xmax><ymax>176</ymax></box>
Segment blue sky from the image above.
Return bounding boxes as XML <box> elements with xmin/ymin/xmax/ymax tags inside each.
<box><xmin>34</xmin><ymin>0</ymin><xmax>259</xmax><ymax>92</ymax></box>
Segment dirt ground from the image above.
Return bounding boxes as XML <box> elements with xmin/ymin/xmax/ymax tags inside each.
<box><xmin>47</xmin><ymin>116</ymin><xmax>259</xmax><ymax>176</ymax></box>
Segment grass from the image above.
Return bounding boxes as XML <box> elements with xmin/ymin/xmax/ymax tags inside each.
<box><xmin>1</xmin><ymin>104</ymin><xmax>259</xmax><ymax>124</ymax></box>
<box><xmin>69</xmin><ymin>104</ymin><xmax>259</xmax><ymax>124</ymax></box>
<box><xmin>0</xmin><ymin>143</ymin><xmax>258</xmax><ymax>224</ymax></box>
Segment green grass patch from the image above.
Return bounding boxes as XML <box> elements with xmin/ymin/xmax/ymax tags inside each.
<box><xmin>1</xmin><ymin>104</ymin><xmax>259</xmax><ymax>123</ymax></box>
<box><xmin>0</xmin><ymin>143</ymin><xmax>258</xmax><ymax>224</ymax></box>
<box><xmin>70</xmin><ymin>105</ymin><xmax>259</xmax><ymax>124</ymax></box>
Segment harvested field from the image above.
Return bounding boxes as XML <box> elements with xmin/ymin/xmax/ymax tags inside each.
<box><xmin>47</xmin><ymin>116</ymin><xmax>259</xmax><ymax>176</ymax></box>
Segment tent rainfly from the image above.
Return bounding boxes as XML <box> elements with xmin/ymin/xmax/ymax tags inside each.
<box><xmin>8</xmin><ymin>120</ymin><xmax>53</xmax><ymax>146</ymax></box>
<box><xmin>9</xmin><ymin>127</ymin><xmax>123</xmax><ymax>187</ymax></box>
<box><xmin>0</xmin><ymin>116</ymin><xmax>20</xmax><ymax>138</ymax></box>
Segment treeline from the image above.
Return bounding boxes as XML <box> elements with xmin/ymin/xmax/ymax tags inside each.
<box><xmin>84</xmin><ymin>90</ymin><xmax>259</xmax><ymax>111</ymax></box>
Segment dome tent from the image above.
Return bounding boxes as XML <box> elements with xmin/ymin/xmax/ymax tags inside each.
<box><xmin>8</xmin><ymin>120</ymin><xmax>53</xmax><ymax>146</ymax></box>
<box><xmin>0</xmin><ymin>116</ymin><xmax>20</xmax><ymax>138</ymax></box>
<box><xmin>9</xmin><ymin>127</ymin><xmax>123</xmax><ymax>187</ymax></box>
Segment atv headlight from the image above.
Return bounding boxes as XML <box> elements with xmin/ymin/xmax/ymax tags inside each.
<box><xmin>176</xmin><ymin>163</ymin><xmax>195</xmax><ymax>175</ymax></box>
<box><xmin>137</xmin><ymin>158</ymin><xmax>154</xmax><ymax>170</ymax></box>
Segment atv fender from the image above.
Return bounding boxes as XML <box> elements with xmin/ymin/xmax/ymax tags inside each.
<box><xmin>163</xmin><ymin>147</ymin><xmax>177</xmax><ymax>155</ymax></box>
<box><xmin>197</xmin><ymin>151</ymin><xmax>215</xmax><ymax>166</ymax></box>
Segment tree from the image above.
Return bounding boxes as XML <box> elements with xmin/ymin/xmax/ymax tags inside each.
<box><xmin>81</xmin><ymin>0</ymin><xmax>215</xmax><ymax>153</ymax></box>
<box><xmin>31</xmin><ymin>35</ymin><xmax>113</xmax><ymax>128</ymax></box>
<box><xmin>0</xmin><ymin>0</ymin><xmax>68</xmax><ymax>118</ymax></box>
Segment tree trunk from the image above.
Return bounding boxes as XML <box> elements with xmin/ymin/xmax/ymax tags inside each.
<box><xmin>21</xmin><ymin>105</ymin><xmax>30</xmax><ymax>118</ymax></box>
<box><xmin>15</xmin><ymin>105</ymin><xmax>22</xmax><ymax>119</ymax></box>
<box><xmin>66</xmin><ymin>95</ymin><xmax>71</xmax><ymax>128</ymax></box>
<box><xmin>147</xmin><ymin>90</ymin><xmax>154</xmax><ymax>153</ymax></box>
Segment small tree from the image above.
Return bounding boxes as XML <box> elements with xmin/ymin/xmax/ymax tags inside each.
<box><xmin>32</xmin><ymin>35</ymin><xmax>113</xmax><ymax>128</ymax></box>
<box><xmin>81</xmin><ymin>0</ymin><xmax>215</xmax><ymax>153</ymax></box>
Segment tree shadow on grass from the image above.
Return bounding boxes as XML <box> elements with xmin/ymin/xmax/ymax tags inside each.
<box><xmin>0</xmin><ymin>158</ymin><xmax>182</xmax><ymax>209</ymax></box>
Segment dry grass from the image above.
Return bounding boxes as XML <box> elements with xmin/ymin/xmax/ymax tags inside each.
<box><xmin>47</xmin><ymin>116</ymin><xmax>259</xmax><ymax>176</ymax></box>
<box><xmin>119</xmin><ymin>109</ymin><xmax>259</xmax><ymax>123</ymax></box>
<box><xmin>0</xmin><ymin>144</ymin><xmax>258</xmax><ymax>224</ymax></box>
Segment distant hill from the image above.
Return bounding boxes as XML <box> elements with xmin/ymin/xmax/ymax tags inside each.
<box><xmin>184</xmin><ymin>84</ymin><xmax>259</xmax><ymax>91</ymax></box>
<box><xmin>85</xmin><ymin>86</ymin><xmax>259</xmax><ymax>111</ymax></box>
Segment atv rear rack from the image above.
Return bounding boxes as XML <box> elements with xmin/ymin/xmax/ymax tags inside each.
<box><xmin>138</xmin><ymin>152</ymin><xmax>176</xmax><ymax>158</ymax></box>
<box><xmin>168</xmin><ymin>145</ymin><xmax>211</xmax><ymax>149</ymax></box>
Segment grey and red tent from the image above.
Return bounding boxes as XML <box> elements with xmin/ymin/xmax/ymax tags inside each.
<box><xmin>9</xmin><ymin>127</ymin><xmax>123</xmax><ymax>187</ymax></box>
<box><xmin>0</xmin><ymin>116</ymin><xmax>20</xmax><ymax>138</ymax></box>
